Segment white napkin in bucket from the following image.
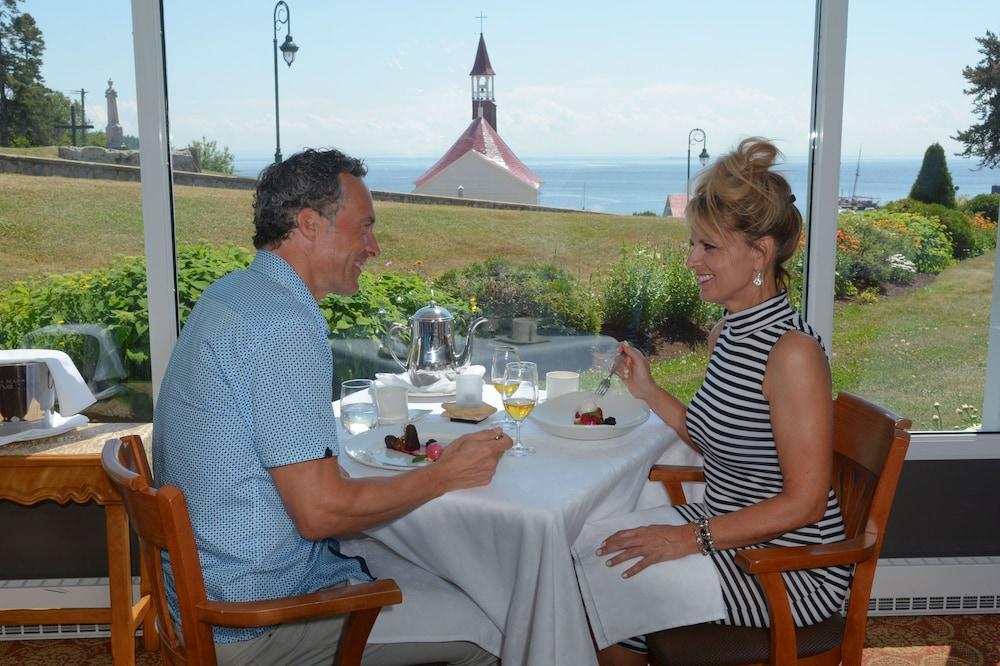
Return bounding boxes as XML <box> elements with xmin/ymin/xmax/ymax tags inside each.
<box><xmin>0</xmin><ymin>412</ymin><xmax>90</xmax><ymax>446</ymax></box>
<box><xmin>0</xmin><ymin>349</ymin><xmax>97</xmax><ymax>416</ymax></box>
<box><xmin>376</xmin><ymin>365</ymin><xmax>485</xmax><ymax>394</ymax></box>
<box><xmin>572</xmin><ymin>504</ymin><xmax>725</xmax><ymax>649</ymax></box>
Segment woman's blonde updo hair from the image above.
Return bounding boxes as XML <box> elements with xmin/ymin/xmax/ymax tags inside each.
<box><xmin>686</xmin><ymin>137</ymin><xmax>802</xmax><ymax>291</ymax></box>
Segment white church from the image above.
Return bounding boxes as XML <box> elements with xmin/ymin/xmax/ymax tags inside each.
<box><xmin>414</xmin><ymin>32</ymin><xmax>541</xmax><ymax>205</ymax></box>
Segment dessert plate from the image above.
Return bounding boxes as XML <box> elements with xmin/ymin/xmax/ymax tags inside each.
<box><xmin>531</xmin><ymin>391</ymin><xmax>650</xmax><ymax>441</ymax></box>
<box><xmin>343</xmin><ymin>428</ymin><xmax>458</xmax><ymax>470</ymax></box>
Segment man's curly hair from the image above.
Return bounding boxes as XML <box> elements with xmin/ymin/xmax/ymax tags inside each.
<box><xmin>252</xmin><ymin>148</ymin><xmax>367</xmax><ymax>249</ymax></box>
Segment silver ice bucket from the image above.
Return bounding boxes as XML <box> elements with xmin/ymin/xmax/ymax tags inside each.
<box><xmin>0</xmin><ymin>361</ymin><xmax>55</xmax><ymax>423</ymax></box>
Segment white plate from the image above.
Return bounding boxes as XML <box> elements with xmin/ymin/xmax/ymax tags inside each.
<box><xmin>406</xmin><ymin>390</ymin><xmax>456</xmax><ymax>400</ymax></box>
<box><xmin>530</xmin><ymin>390</ymin><xmax>650</xmax><ymax>441</ymax></box>
<box><xmin>343</xmin><ymin>427</ymin><xmax>458</xmax><ymax>470</ymax></box>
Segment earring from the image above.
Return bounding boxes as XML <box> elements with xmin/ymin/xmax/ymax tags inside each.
<box><xmin>753</xmin><ymin>271</ymin><xmax>763</xmax><ymax>287</ymax></box>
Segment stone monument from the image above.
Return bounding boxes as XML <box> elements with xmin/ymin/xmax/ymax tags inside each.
<box><xmin>105</xmin><ymin>79</ymin><xmax>124</xmax><ymax>149</ymax></box>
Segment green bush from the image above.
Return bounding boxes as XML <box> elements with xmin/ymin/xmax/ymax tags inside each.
<box><xmin>882</xmin><ymin>199</ymin><xmax>982</xmax><ymax>258</ymax></box>
<box><xmin>909</xmin><ymin>143</ymin><xmax>957</xmax><ymax>208</ymax></box>
<box><xmin>189</xmin><ymin>136</ymin><xmax>235</xmax><ymax>174</ymax></box>
<box><xmin>848</xmin><ymin>211</ymin><xmax>953</xmax><ymax>274</ymax></box>
<box><xmin>963</xmin><ymin>193</ymin><xmax>1000</xmax><ymax>224</ymax></box>
<box><xmin>0</xmin><ymin>243</ymin><xmax>462</xmax><ymax>380</ymax></box>
<box><xmin>435</xmin><ymin>258</ymin><xmax>601</xmax><ymax>334</ymax></box>
<box><xmin>600</xmin><ymin>244</ymin><xmax>708</xmax><ymax>338</ymax></box>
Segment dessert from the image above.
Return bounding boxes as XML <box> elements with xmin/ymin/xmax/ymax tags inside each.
<box><xmin>574</xmin><ymin>403</ymin><xmax>617</xmax><ymax>426</ymax></box>
<box><xmin>384</xmin><ymin>424</ymin><xmax>442</xmax><ymax>462</ymax></box>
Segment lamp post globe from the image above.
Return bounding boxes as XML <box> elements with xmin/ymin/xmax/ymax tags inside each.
<box><xmin>273</xmin><ymin>1</ymin><xmax>297</xmax><ymax>164</ymax></box>
<box><xmin>686</xmin><ymin>128</ymin><xmax>709</xmax><ymax>196</ymax></box>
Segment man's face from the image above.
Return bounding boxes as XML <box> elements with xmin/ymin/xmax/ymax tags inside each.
<box><xmin>312</xmin><ymin>173</ymin><xmax>380</xmax><ymax>296</ymax></box>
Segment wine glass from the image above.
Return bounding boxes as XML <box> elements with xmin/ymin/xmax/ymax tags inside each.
<box><xmin>502</xmin><ymin>361</ymin><xmax>538</xmax><ymax>456</ymax></box>
<box><xmin>491</xmin><ymin>345</ymin><xmax>520</xmax><ymax>426</ymax></box>
<box><xmin>340</xmin><ymin>379</ymin><xmax>379</xmax><ymax>434</ymax></box>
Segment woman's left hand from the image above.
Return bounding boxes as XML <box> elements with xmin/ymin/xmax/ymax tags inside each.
<box><xmin>596</xmin><ymin>523</ymin><xmax>699</xmax><ymax>578</ymax></box>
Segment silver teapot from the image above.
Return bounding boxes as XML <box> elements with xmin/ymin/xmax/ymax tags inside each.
<box><xmin>386</xmin><ymin>302</ymin><xmax>489</xmax><ymax>387</ymax></box>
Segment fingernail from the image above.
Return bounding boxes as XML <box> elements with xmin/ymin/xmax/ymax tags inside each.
<box><xmin>621</xmin><ymin>572</ymin><xmax>629</xmax><ymax>579</ymax></box>
<box><xmin>606</xmin><ymin>560</ymin><xmax>614</xmax><ymax>567</ymax></box>
<box><xmin>595</xmin><ymin>548</ymin><xmax>603</xmax><ymax>556</ymax></box>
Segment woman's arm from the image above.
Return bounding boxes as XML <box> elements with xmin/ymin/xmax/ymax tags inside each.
<box><xmin>600</xmin><ymin>331</ymin><xmax>834</xmax><ymax>578</ymax></box>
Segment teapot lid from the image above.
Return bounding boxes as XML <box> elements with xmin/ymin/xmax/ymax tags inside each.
<box><xmin>410</xmin><ymin>300</ymin><xmax>454</xmax><ymax>323</ymax></box>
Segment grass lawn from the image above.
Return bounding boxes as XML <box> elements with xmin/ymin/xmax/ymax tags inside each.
<box><xmin>0</xmin><ymin>172</ymin><xmax>688</xmax><ymax>288</ymax></box>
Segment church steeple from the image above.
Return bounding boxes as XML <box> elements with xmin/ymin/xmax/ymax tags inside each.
<box><xmin>470</xmin><ymin>32</ymin><xmax>497</xmax><ymax>131</ymax></box>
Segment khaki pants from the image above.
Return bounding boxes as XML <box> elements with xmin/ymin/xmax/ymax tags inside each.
<box><xmin>214</xmin><ymin>612</ymin><xmax>497</xmax><ymax>666</ymax></box>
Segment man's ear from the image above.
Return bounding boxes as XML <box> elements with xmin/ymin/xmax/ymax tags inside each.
<box><xmin>294</xmin><ymin>207</ymin><xmax>322</xmax><ymax>241</ymax></box>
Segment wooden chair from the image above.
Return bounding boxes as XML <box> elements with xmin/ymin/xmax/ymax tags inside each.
<box><xmin>101</xmin><ymin>434</ymin><xmax>402</xmax><ymax>666</ymax></box>
<box><xmin>645</xmin><ymin>392</ymin><xmax>911</xmax><ymax>666</ymax></box>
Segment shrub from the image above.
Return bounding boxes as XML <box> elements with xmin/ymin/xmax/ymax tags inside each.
<box><xmin>189</xmin><ymin>136</ymin><xmax>235</xmax><ymax>174</ymax></box>
<box><xmin>909</xmin><ymin>143</ymin><xmax>957</xmax><ymax>208</ymax></box>
<box><xmin>963</xmin><ymin>193</ymin><xmax>1000</xmax><ymax>224</ymax></box>
<box><xmin>882</xmin><ymin>198</ymin><xmax>982</xmax><ymax>258</ymax></box>
<box><xmin>969</xmin><ymin>213</ymin><xmax>999</xmax><ymax>251</ymax></box>
<box><xmin>599</xmin><ymin>244</ymin><xmax>709</xmax><ymax>339</ymax></box>
<box><xmin>435</xmin><ymin>258</ymin><xmax>600</xmax><ymax>334</ymax></box>
<box><xmin>859</xmin><ymin>211</ymin><xmax>953</xmax><ymax>273</ymax></box>
<box><xmin>0</xmin><ymin>243</ymin><xmax>461</xmax><ymax>381</ymax></box>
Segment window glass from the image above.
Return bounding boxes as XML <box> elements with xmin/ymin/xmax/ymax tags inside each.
<box><xmin>837</xmin><ymin>1</ymin><xmax>1000</xmax><ymax>432</ymax></box>
<box><xmin>159</xmin><ymin>1</ymin><xmax>815</xmax><ymax>404</ymax></box>
<box><xmin>1</xmin><ymin>1</ymin><xmax>151</xmax><ymax>424</ymax></box>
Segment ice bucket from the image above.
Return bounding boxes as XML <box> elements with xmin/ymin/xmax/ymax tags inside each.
<box><xmin>0</xmin><ymin>361</ymin><xmax>55</xmax><ymax>423</ymax></box>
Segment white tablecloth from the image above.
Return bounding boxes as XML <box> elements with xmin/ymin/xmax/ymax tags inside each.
<box><xmin>337</xmin><ymin>390</ymin><xmax>702</xmax><ymax>666</ymax></box>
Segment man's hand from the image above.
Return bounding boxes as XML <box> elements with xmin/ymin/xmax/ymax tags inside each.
<box><xmin>434</xmin><ymin>427</ymin><xmax>512</xmax><ymax>492</ymax></box>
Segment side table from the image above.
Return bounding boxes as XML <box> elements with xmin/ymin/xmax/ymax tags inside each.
<box><xmin>0</xmin><ymin>422</ymin><xmax>156</xmax><ymax>665</ymax></box>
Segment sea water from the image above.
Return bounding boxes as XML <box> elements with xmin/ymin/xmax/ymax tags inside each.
<box><xmin>234</xmin><ymin>155</ymin><xmax>1000</xmax><ymax>217</ymax></box>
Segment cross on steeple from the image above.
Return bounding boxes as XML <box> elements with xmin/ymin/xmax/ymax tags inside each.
<box><xmin>476</xmin><ymin>11</ymin><xmax>487</xmax><ymax>33</ymax></box>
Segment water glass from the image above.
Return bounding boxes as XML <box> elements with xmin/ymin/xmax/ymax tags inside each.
<box><xmin>341</xmin><ymin>379</ymin><xmax>379</xmax><ymax>434</ymax></box>
<box><xmin>503</xmin><ymin>361</ymin><xmax>537</xmax><ymax>456</ymax></box>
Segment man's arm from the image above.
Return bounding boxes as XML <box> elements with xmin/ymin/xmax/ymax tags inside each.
<box><xmin>270</xmin><ymin>428</ymin><xmax>511</xmax><ymax>541</ymax></box>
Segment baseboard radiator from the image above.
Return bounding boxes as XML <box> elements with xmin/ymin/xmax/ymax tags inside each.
<box><xmin>1</xmin><ymin>558</ymin><xmax>999</xmax><ymax>639</ymax></box>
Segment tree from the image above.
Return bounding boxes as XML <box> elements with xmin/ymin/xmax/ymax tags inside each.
<box><xmin>909</xmin><ymin>143</ymin><xmax>957</xmax><ymax>208</ymax></box>
<box><xmin>189</xmin><ymin>136</ymin><xmax>234</xmax><ymax>174</ymax></box>
<box><xmin>953</xmin><ymin>31</ymin><xmax>1000</xmax><ymax>169</ymax></box>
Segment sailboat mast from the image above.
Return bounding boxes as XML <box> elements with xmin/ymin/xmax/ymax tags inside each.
<box><xmin>850</xmin><ymin>146</ymin><xmax>862</xmax><ymax>201</ymax></box>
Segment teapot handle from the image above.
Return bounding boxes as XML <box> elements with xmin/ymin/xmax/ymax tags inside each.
<box><xmin>385</xmin><ymin>322</ymin><xmax>408</xmax><ymax>371</ymax></box>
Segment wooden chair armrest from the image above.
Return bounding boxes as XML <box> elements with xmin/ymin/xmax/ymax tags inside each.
<box><xmin>734</xmin><ymin>529</ymin><xmax>878</xmax><ymax>575</ymax></box>
<box><xmin>648</xmin><ymin>465</ymin><xmax>705</xmax><ymax>505</ymax></box>
<box><xmin>197</xmin><ymin>579</ymin><xmax>402</xmax><ymax>628</ymax></box>
<box><xmin>648</xmin><ymin>464</ymin><xmax>706</xmax><ymax>483</ymax></box>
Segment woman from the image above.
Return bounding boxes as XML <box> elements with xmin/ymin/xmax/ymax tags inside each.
<box><xmin>597</xmin><ymin>138</ymin><xmax>849</xmax><ymax>665</ymax></box>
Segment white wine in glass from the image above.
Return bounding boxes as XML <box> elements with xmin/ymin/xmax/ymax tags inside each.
<box><xmin>503</xmin><ymin>361</ymin><xmax>537</xmax><ymax>456</ymax></box>
<box><xmin>491</xmin><ymin>345</ymin><xmax>520</xmax><ymax>425</ymax></box>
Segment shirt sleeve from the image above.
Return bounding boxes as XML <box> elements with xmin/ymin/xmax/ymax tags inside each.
<box><xmin>248</xmin><ymin>316</ymin><xmax>339</xmax><ymax>468</ymax></box>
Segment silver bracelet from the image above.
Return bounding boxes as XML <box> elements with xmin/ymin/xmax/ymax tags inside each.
<box><xmin>694</xmin><ymin>516</ymin><xmax>716</xmax><ymax>556</ymax></box>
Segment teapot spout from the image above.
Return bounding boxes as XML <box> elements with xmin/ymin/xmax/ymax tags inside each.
<box><xmin>455</xmin><ymin>317</ymin><xmax>489</xmax><ymax>369</ymax></box>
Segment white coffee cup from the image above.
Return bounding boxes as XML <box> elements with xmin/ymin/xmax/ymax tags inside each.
<box><xmin>374</xmin><ymin>384</ymin><xmax>409</xmax><ymax>423</ymax></box>
<box><xmin>455</xmin><ymin>373</ymin><xmax>484</xmax><ymax>407</ymax></box>
<box><xmin>545</xmin><ymin>371</ymin><xmax>580</xmax><ymax>401</ymax></box>
<box><xmin>511</xmin><ymin>317</ymin><xmax>538</xmax><ymax>343</ymax></box>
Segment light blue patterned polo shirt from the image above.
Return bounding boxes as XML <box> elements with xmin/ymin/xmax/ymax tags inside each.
<box><xmin>152</xmin><ymin>250</ymin><xmax>371</xmax><ymax>644</ymax></box>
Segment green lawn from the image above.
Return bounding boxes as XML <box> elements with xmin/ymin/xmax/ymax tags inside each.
<box><xmin>0</xmin><ymin>172</ymin><xmax>688</xmax><ymax>287</ymax></box>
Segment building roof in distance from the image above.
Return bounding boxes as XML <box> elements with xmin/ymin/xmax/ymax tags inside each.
<box><xmin>469</xmin><ymin>33</ymin><xmax>496</xmax><ymax>76</ymax></box>
<box><xmin>415</xmin><ymin>117</ymin><xmax>541</xmax><ymax>189</ymax></box>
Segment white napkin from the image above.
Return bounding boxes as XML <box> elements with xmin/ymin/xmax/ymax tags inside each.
<box><xmin>0</xmin><ymin>349</ymin><xmax>97</xmax><ymax>416</ymax></box>
<box><xmin>0</xmin><ymin>412</ymin><xmax>90</xmax><ymax>446</ymax></box>
<box><xmin>572</xmin><ymin>505</ymin><xmax>726</xmax><ymax>649</ymax></box>
<box><xmin>376</xmin><ymin>365</ymin><xmax>485</xmax><ymax>394</ymax></box>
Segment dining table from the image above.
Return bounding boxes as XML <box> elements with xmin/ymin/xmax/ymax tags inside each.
<box><xmin>335</xmin><ymin>388</ymin><xmax>702</xmax><ymax>666</ymax></box>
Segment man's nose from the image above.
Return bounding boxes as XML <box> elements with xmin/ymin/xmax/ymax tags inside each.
<box><xmin>367</xmin><ymin>233</ymin><xmax>381</xmax><ymax>257</ymax></box>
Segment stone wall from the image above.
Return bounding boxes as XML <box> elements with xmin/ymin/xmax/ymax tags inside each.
<box><xmin>57</xmin><ymin>145</ymin><xmax>198</xmax><ymax>171</ymax></box>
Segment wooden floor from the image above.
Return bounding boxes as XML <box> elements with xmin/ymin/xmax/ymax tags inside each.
<box><xmin>1</xmin><ymin>614</ymin><xmax>998</xmax><ymax>665</ymax></box>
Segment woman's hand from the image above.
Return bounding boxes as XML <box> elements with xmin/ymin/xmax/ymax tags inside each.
<box><xmin>596</xmin><ymin>523</ymin><xmax>699</xmax><ymax>579</ymax></box>
<box><xmin>615</xmin><ymin>341</ymin><xmax>657</xmax><ymax>401</ymax></box>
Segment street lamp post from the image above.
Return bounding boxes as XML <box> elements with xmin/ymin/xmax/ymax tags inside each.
<box><xmin>272</xmin><ymin>1</ymin><xmax>299</xmax><ymax>164</ymax></box>
<box><xmin>686</xmin><ymin>128</ymin><xmax>710</xmax><ymax>196</ymax></box>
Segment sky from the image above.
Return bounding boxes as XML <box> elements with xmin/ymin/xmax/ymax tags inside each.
<box><xmin>21</xmin><ymin>0</ymin><xmax>997</xmax><ymax>160</ymax></box>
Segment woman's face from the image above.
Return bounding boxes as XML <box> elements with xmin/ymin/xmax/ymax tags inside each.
<box><xmin>686</xmin><ymin>221</ymin><xmax>775</xmax><ymax>312</ymax></box>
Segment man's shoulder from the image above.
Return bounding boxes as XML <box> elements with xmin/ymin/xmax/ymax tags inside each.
<box><xmin>202</xmin><ymin>267</ymin><xmax>308</xmax><ymax>322</ymax></box>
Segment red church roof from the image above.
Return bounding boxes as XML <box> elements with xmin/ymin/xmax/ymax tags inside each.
<box><xmin>469</xmin><ymin>33</ymin><xmax>495</xmax><ymax>76</ymax></box>
<box><xmin>415</xmin><ymin>117</ymin><xmax>541</xmax><ymax>189</ymax></box>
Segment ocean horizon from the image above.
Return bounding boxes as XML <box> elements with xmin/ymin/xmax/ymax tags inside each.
<box><xmin>233</xmin><ymin>155</ymin><xmax>1000</xmax><ymax>217</ymax></box>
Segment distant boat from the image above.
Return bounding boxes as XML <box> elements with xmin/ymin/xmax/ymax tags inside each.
<box><xmin>839</xmin><ymin>147</ymin><xmax>880</xmax><ymax>211</ymax></box>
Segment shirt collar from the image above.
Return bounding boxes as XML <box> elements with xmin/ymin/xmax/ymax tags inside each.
<box><xmin>723</xmin><ymin>291</ymin><xmax>794</xmax><ymax>338</ymax></box>
<box><xmin>249</xmin><ymin>250</ymin><xmax>329</xmax><ymax>334</ymax></box>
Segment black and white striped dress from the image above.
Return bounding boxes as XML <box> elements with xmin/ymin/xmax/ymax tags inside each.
<box><xmin>673</xmin><ymin>292</ymin><xmax>850</xmax><ymax>628</ymax></box>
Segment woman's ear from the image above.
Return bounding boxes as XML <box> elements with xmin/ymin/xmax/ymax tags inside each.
<box><xmin>752</xmin><ymin>236</ymin><xmax>776</xmax><ymax>271</ymax></box>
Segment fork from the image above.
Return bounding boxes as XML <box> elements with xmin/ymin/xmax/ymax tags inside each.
<box><xmin>594</xmin><ymin>353</ymin><xmax>625</xmax><ymax>398</ymax></box>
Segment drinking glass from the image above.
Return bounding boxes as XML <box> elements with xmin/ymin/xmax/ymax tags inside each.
<box><xmin>340</xmin><ymin>379</ymin><xmax>379</xmax><ymax>434</ymax></box>
<box><xmin>491</xmin><ymin>345</ymin><xmax>520</xmax><ymax>426</ymax></box>
<box><xmin>502</xmin><ymin>361</ymin><xmax>537</xmax><ymax>456</ymax></box>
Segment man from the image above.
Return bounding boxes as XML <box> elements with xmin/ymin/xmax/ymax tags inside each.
<box><xmin>153</xmin><ymin>148</ymin><xmax>510</xmax><ymax>665</ymax></box>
